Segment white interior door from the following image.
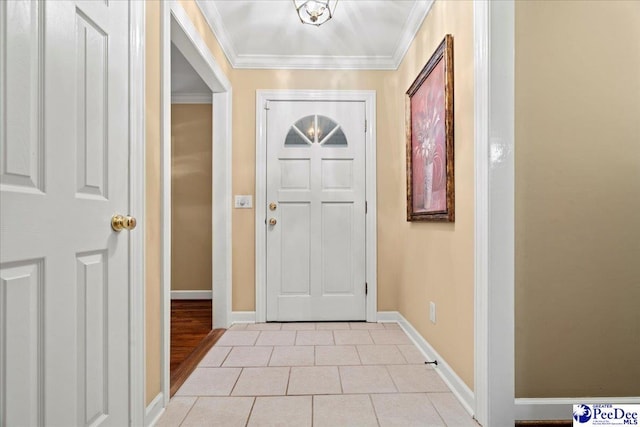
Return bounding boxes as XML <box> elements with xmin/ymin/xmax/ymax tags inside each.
<box><xmin>0</xmin><ymin>1</ymin><xmax>131</xmax><ymax>425</ymax></box>
<box><xmin>266</xmin><ymin>100</ymin><xmax>366</xmax><ymax>321</ymax></box>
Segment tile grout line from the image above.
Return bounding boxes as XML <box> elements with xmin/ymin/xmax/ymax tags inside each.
<box><xmin>265</xmin><ymin>343</ymin><xmax>275</xmax><ymax>367</ymax></box>
<box><xmin>424</xmin><ymin>393</ymin><xmax>449</xmax><ymax>427</ymax></box>
<box><xmin>337</xmin><ymin>365</ymin><xmax>344</xmax><ymax>394</ymax></box>
<box><xmin>368</xmin><ymin>394</ymin><xmax>382</xmax><ymax>427</ymax></box>
<box><xmin>395</xmin><ymin>344</ymin><xmax>409</xmax><ymax>364</ymax></box>
<box><xmin>228</xmin><ymin>366</ymin><xmax>244</xmax><ymax>397</ymax></box>
<box><xmin>285</xmin><ymin>366</ymin><xmax>292</xmax><ymax>396</ymax></box>
<box><xmin>355</xmin><ymin>344</ymin><xmax>364</xmax><ymax>365</ymax></box>
<box><xmin>178</xmin><ymin>396</ymin><xmax>199</xmax><ymax>427</ymax></box>
<box><xmin>219</xmin><ymin>346</ymin><xmax>232</xmax><ymax>367</ymax></box>
<box><xmin>383</xmin><ymin>365</ymin><xmax>400</xmax><ymax>393</ymax></box>
<box><xmin>243</xmin><ymin>396</ymin><xmax>257</xmax><ymax>427</ymax></box>
<box><xmin>310</xmin><ymin>394</ymin><xmax>315</xmax><ymax>427</ymax></box>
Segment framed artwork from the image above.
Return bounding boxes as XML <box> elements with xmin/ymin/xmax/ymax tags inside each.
<box><xmin>406</xmin><ymin>34</ymin><xmax>454</xmax><ymax>222</ymax></box>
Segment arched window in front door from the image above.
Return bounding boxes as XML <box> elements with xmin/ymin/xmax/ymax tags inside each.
<box><xmin>284</xmin><ymin>115</ymin><xmax>348</xmax><ymax>147</ymax></box>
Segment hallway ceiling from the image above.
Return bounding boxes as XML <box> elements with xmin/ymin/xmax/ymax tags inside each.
<box><xmin>171</xmin><ymin>43</ymin><xmax>210</xmax><ymax>94</ymax></box>
<box><xmin>195</xmin><ymin>0</ymin><xmax>433</xmax><ymax>70</ymax></box>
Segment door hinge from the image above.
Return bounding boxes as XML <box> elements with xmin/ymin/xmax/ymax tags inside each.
<box><xmin>264</xmin><ymin>101</ymin><xmax>270</xmax><ymax>110</ymax></box>
<box><xmin>365</xmin><ymin>201</ymin><xmax>368</xmax><ymax>214</ymax></box>
<box><xmin>365</xmin><ymin>282</ymin><xmax>368</xmax><ymax>295</ymax></box>
<box><xmin>364</xmin><ymin>118</ymin><xmax>367</xmax><ymax>133</ymax></box>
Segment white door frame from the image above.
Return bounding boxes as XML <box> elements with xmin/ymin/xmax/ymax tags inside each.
<box><xmin>255</xmin><ymin>90</ymin><xmax>377</xmax><ymax>323</ymax></box>
<box><xmin>160</xmin><ymin>0</ymin><xmax>233</xmax><ymax>407</ymax></box>
<box><xmin>128</xmin><ymin>0</ymin><xmax>146</xmax><ymax>425</ymax></box>
<box><xmin>473</xmin><ymin>0</ymin><xmax>515</xmax><ymax>425</ymax></box>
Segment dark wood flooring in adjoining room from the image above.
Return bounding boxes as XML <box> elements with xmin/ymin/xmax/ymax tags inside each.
<box><xmin>516</xmin><ymin>421</ymin><xmax>571</xmax><ymax>427</ymax></box>
<box><xmin>170</xmin><ymin>300</ymin><xmax>211</xmax><ymax>371</ymax></box>
<box><xmin>170</xmin><ymin>300</ymin><xmax>225</xmax><ymax>396</ymax></box>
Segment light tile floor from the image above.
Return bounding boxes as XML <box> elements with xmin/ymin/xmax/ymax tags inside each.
<box><xmin>156</xmin><ymin>322</ymin><xmax>479</xmax><ymax>427</ymax></box>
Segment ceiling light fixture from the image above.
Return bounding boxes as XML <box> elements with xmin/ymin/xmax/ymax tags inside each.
<box><xmin>293</xmin><ymin>0</ymin><xmax>338</xmax><ymax>27</ymax></box>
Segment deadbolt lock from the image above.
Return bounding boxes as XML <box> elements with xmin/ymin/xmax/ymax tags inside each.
<box><xmin>269</xmin><ymin>203</ymin><xmax>277</xmax><ymax>211</ymax></box>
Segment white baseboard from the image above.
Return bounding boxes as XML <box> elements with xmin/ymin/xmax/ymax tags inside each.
<box><xmin>377</xmin><ymin>311</ymin><xmax>475</xmax><ymax>417</ymax></box>
<box><xmin>145</xmin><ymin>392</ymin><xmax>165</xmax><ymax>427</ymax></box>
<box><xmin>171</xmin><ymin>93</ymin><xmax>212</xmax><ymax>104</ymax></box>
<box><xmin>376</xmin><ymin>311</ymin><xmax>400</xmax><ymax>323</ymax></box>
<box><xmin>170</xmin><ymin>290</ymin><xmax>212</xmax><ymax>300</ymax></box>
<box><xmin>515</xmin><ymin>397</ymin><xmax>640</xmax><ymax>420</ymax></box>
<box><xmin>230</xmin><ymin>311</ymin><xmax>256</xmax><ymax>324</ymax></box>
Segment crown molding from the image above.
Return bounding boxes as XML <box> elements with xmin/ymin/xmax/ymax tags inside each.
<box><xmin>195</xmin><ymin>0</ymin><xmax>433</xmax><ymax>71</ymax></box>
<box><xmin>233</xmin><ymin>54</ymin><xmax>399</xmax><ymax>70</ymax></box>
<box><xmin>391</xmin><ymin>0</ymin><xmax>435</xmax><ymax>68</ymax></box>
<box><xmin>194</xmin><ymin>0</ymin><xmax>238</xmax><ymax>67</ymax></box>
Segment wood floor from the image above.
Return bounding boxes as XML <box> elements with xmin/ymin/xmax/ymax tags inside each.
<box><xmin>170</xmin><ymin>300</ymin><xmax>225</xmax><ymax>396</ymax></box>
<box><xmin>515</xmin><ymin>422</ymin><xmax>571</xmax><ymax>427</ymax></box>
<box><xmin>170</xmin><ymin>300</ymin><xmax>212</xmax><ymax>372</ymax></box>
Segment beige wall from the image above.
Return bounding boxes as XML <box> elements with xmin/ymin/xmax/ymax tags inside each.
<box><xmin>171</xmin><ymin>104</ymin><xmax>213</xmax><ymax>292</ymax></box>
<box><xmin>515</xmin><ymin>0</ymin><xmax>640</xmax><ymax>397</ymax></box>
<box><xmin>145</xmin><ymin>0</ymin><xmax>162</xmax><ymax>405</ymax></box>
<box><xmin>393</xmin><ymin>0</ymin><xmax>475</xmax><ymax>389</ymax></box>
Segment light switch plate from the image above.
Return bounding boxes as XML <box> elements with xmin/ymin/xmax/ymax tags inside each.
<box><xmin>234</xmin><ymin>195</ymin><xmax>253</xmax><ymax>209</ymax></box>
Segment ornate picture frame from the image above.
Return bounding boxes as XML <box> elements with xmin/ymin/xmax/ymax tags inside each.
<box><xmin>406</xmin><ymin>34</ymin><xmax>454</xmax><ymax>222</ymax></box>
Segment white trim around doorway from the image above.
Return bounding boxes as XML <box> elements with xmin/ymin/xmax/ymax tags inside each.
<box><xmin>473</xmin><ymin>0</ymin><xmax>516</xmax><ymax>425</ymax></box>
<box><xmin>254</xmin><ymin>90</ymin><xmax>377</xmax><ymax>324</ymax></box>
<box><xmin>129</xmin><ymin>0</ymin><xmax>146</xmax><ymax>425</ymax></box>
<box><xmin>160</xmin><ymin>0</ymin><xmax>233</xmax><ymax>409</ymax></box>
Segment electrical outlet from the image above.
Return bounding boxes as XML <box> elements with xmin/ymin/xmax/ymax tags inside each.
<box><xmin>234</xmin><ymin>195</ymin><xmax>253</xmax><ymax>209</ymax></box>
<box><xmin>429</xmin><ymin>302</ymin><xmax>436</xmax><ymax>324</ymax></box>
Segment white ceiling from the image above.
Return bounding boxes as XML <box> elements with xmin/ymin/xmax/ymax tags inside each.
<box><xmin>195</xmin><ymin>0</ymin><xmax>433</xmax><ymax>70</ymax></box>
<box><xmin>171</xmin><ymin>43</ymin><xmax>211</xmax><ymax>94</ymax></box>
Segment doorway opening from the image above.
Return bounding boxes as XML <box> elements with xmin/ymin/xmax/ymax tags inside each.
<box><xmin>160</xmin><ymin>2</ymin><xmax>232</xmax><ymax>405</ymax></box>
<box><xmin>168</xmin><ymin>92</ymin><xmax>216</xmax><ymax>393</ymax></box>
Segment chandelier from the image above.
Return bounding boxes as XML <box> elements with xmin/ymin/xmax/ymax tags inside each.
<box><xmin>293</xmin><ymin>0</ymin><xmax>338</xmax><ymax>26</ymax></box>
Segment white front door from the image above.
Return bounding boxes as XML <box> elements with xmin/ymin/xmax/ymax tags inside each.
<box><xmin>0</xmin><ymin>1</ymin><xmax>131</xmax><ymax>425</ymax></box>
<box><xmin>266</xmin><ymin>101</ymin><xmax>366</xmax><ymax>321</ymax></box>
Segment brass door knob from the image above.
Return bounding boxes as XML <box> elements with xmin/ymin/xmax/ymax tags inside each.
<box><xmin>112</xmin><ymin>214</ymin><xmax>137</xmax><ymax>232</ymax></box>
<box><xmin>269</xmin><ymin>218</ymin><xmax>277</xmax><ymax>226</ymax></box>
